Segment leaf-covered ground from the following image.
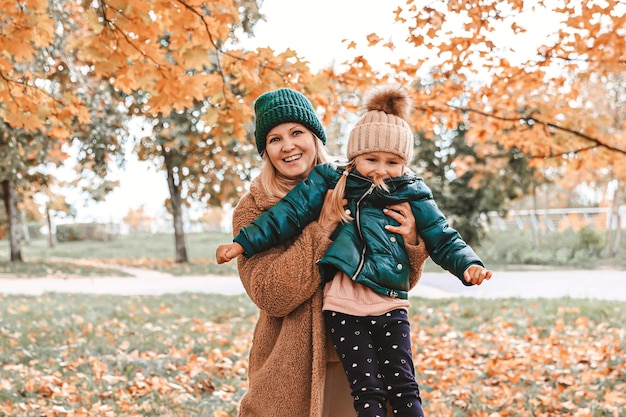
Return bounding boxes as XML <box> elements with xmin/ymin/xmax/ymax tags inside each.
<box><xmin>0</xmin><ymin>294</ymin><xmax>624</xmax><ymax>417</ymax></box>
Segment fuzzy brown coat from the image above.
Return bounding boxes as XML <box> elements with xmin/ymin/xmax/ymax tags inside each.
<box><xmin>234</xmin><ymin>179</ymin><xmax>430</xmax><ymax>417</ymax></box>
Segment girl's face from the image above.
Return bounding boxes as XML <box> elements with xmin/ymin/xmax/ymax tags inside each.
<box><xmin>354</xmin><ymin>152</ymin><xmax>405</xmax><ymax>181</ymax></box>
<box><xmin>265</xmin><ymin>122</ymin><xmax>318</xmax><ymax>180</ymax></box>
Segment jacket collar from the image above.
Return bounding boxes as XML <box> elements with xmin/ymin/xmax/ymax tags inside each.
<box><xmin>335</xmin><ymin>167</ymin><xmax>419</xmax><ymax>206</ymax></box>
<box><xmin>343</xmin><ymin>168</ymin><xmax>417</xmax><ymax>190</ymax></box>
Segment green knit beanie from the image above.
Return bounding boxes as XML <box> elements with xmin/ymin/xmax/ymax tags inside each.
<box><xmin>254</xmin><ymin>88</ymin><xmax>327</xmax><ymax>154</ymax></box>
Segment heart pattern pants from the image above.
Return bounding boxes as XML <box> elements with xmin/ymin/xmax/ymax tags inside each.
<box><xmin>325</xmin><ymin>309</ymin><xmax>425</xmax><ymax>417</ymax></box>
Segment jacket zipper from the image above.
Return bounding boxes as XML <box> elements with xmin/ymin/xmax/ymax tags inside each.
<box><xmin>351</xmin><ymin>183</ymin><xmax>376</xmax><ymax>280</ymax></box>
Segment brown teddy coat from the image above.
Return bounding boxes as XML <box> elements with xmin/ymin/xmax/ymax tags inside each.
<box><xmin>234</xmin><ymin>179</ymin><xmax>430</xmax><ymax>417</ymax></box>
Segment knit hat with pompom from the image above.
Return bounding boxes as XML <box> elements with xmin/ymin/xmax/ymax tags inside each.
<box><xmin>347</xmin><ymin>85</ymin><xmax>414</xmax><ymax>164</ymax></box>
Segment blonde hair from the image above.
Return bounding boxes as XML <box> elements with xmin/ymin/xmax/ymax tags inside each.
<box><xmin>258</xmin><ymin>136</ymin><xmax>330</xmax><ymax>203</ymax></box>
<box><xmin>328</xmin><ymin>154</ymin><xmax>404</xmax><ymax>223</ymax></box>
<box><xmin>328</xmin><ymin>160</ymin><xmax>356</xmax><ymax>222</ymax></box>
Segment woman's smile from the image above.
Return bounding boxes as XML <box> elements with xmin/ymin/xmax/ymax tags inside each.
<box><xmin>283</xmin><ymin>153</ymin><xmax>302</xmax><ymax>163</ymax></box>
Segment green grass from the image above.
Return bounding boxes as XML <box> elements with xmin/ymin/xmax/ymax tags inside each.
<box><xmin>0</xmin><ymin>259</ymin><xmax>134</xmax><ymax>278</ymax></box>
<box><xmin>17</xmin><ymin>232</ymin><xmax>228</xmax><ymax>260</ymax></box>
<box><xmin>0</xmin><ymin>232</ymin><xmax>237</xmax><ymax>277</ymax></box>
<box><xmin>2</xmin><ymin>228</ymin><xmax>625</xmax><ymax>278</ymax></box>
<box><xmin>0</xmin><ymin>294</ymin><xmax>624</xmax><ymax>416</ymax></box>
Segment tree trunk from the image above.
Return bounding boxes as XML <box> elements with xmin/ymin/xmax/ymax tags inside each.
<box><xmin>21</xmin><ymin>210</ymin><xmax>30</xmax><ymax>244</ymax></box>
<box><xmin>612</xmin><ymin>212</ymin><xmax>622</xmax><ymax>255</ymax></box>
<box><xmin>531</xmin><ymin>183</ymin><xmax>540</xmax><ymax>247</ymax></box>
<box><xmin>2</xmin><ymin>179</ymin><xmax>23</xmax><ymax>262</ymax></box>
<box><xmin>163</xmin><ymin>151</ymin><xmax>188</xmax><ymax>263</ymax></box>
<box><xmin>605</xmin><ymin>180</ymin><xmax>622</xmax><ymax>257</ymax></box>
<box><xmin>46</xmin><ymin>204</ymin><xmax>55</xmax><ymax>248</ymax></box>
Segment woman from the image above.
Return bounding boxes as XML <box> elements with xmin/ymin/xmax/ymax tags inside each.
<box><xmin>230</xmin><ymin>87</ymin><xmax>430</xmax><ymax>417</ymax></box>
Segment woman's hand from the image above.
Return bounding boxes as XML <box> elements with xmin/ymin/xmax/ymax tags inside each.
<box><xmin>384</xmin><ymin>202</ymin><xmax>418</xmax><ymax>246</ymax></box>
<box><xmin>317</xmin><ymin>191</ymin><xmax>346</xmax><ymax>238</ymax></box>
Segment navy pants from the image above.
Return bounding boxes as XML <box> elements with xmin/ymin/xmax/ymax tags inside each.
<box><xmin>325</xmin><ymin>309</ymin><xmax>425</xmax><ymax>417</ymax></box>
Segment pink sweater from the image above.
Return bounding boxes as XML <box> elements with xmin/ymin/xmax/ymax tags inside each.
<box><xmin>323</xmin><ymin>272</ymin><xmax>410</xmax><ymax>316</ymax></box>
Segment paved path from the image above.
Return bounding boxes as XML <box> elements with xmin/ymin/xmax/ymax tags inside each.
<box><xmin>1</xmin><ymin>267</ymin><xmax>625</xmax><ymax>301</ymax></box>
<box><xmin>416</xmin><ymin>269</ymin><xmax>626</xmax><ymax>300</ymax></box>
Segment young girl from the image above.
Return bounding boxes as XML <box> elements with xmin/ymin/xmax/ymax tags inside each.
<box><xmin>217</xmin><ymin>85</ymin><xmax>492</xmax><ymax>417</ymax></box>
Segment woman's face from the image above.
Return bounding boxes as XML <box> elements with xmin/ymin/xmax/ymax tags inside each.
<box><xmin>265</xmin><ymin>122</ymin><xmax>318</xmax><ymax>180</ymax></box>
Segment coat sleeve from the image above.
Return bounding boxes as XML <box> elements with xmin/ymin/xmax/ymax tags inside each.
<box><xmin>234</xmin><ymin>164</ymin><xmax>333</xmax><ymax>257</ymax></box>
<box><xmin>410</xmin><ymin>183</ymin><xmax>484</xmax><ymax>285</ymax></box>
<box><xmin>406</xmin><ymin>236</ymin><xmax>430</xmax><ymax>290</ymax></box>
<box><xmin>233</xmin><ymin>193</ymin><xmax>332</xmax><ymax>318</ymax></box>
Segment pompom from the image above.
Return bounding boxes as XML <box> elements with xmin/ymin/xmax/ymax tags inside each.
<box><xmin>363</xmin><ymin>85</ymin><xmax>412</xmax><ymax>121</ymax></box>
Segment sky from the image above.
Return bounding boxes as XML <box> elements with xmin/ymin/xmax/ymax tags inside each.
<box><xmin>244</xmin><ymin>0</ymin><xmax>409</xmax><ymax>71</ymax></box>
<box><xmin>59</xmin><ymin>137</ymin><xmax>166</xmax><ymax>224</ymax></box>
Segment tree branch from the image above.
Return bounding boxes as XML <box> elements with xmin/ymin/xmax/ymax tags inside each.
<box><xmin>175</xmin><ymin>0</ymin><xmax>298</xmax><ymax>87</ymax></box>
<box><xmin>0</xmin><ymin>70</ymin><xmax>67</xmax><ymax>112</ymax></box>
<box><xmin>449</xmin><ymin>104</ymin><xmax>626</xmax><ymax>157</ymax></box>
<box><xmin>174</xmin><ymin>0</ymin><xmax>229</xmax><ymax>101</ymax></box>
<box><xmin>98</xmin><ymin>0</ymin><xmax>163</xmax><ymax>70</ymax></box>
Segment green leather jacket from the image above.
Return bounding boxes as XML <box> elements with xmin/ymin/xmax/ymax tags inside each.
<box><xmin>235</xmin><ymin>162</ymin><xmax>484</xmax><ymax>299</ymax></box>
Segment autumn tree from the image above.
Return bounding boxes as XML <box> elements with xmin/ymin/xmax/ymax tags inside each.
<box><xmin>0</xmin><ymin>0</ymin><xmax>127</xmax><ymax>261</ymax></box>
<box><xmin>1</xmin><ymin>0</ymin><xmax>341</xmax><ymax>263</ymax></box>
<box><xmin>123</xmin><ymin>205</ymin><xmax>155</xmax><ymax>234</ymax></box>
<box><xmin>335</xmin><ymin>0</ymin><xmax>625</xmax><ymax>190</ymax></box>
<box><xmin>574</xmin><ymin>73</ymin><xmax>626</xmax><ymax>255</ymax></box>
<box><xmin>0</xmin><ymin>2</ymin><xmax>70</xmax><ymax>261</ymax></box>
<box><xmin>413</xmin><ymin>122</ymin><xmax>536</xmax><ymax>245</ymax></box>
<box><xmin>0</xmin><ymin>124</ymin><xmax>70</xmax><ymax>260</ymax></box>
<box><xmin>6</xmin><ymin>0</ymin><xmax>624</xmax><ymax>265</ymax></box>
<box><xmin>0</xmin><ymin>1</ymin><xmax>84</xmax><ymax>136</ymax></box>
<box><xmin>66</xmin><ymin>0</ymin><xmax>341</xmax><ymax>262</ymax></box>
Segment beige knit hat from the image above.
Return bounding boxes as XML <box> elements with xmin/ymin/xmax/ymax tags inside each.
<box><xmin>347</xmin><ymin>85</ymin><xmax>414</xmax><ymax>164</ymax></box>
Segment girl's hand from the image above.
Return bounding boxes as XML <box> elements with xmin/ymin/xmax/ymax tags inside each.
<box><xmin>216</xmin><ymin>242</ymin><xmax>244</xmax><ymax>264</ymax></box>
<box><xmin>463</xmin><ymin>265</ymin><xmax>493</xmax><ymax>285</ymax></box>
<box><xmin>384</xmin><ymin>202</ymin><xmax>418</xmax><ymax>246</ymax></box>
